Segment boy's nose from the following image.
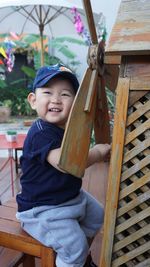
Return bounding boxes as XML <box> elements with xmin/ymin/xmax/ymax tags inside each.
<box><xmin>51</xmin><ymin>95</ymin><xmax>61</xmax><ymax>103</ymax></box>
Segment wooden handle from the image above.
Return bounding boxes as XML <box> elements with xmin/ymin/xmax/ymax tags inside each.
<box><xmin>82</xmin><ymin>0</ymin><xmax>98</xmax><ymax>44</ymax></box>
<box><xmin>58</xmin><ymin>67</ymin><xmax>98</xmax><ymax>177</ymax></box>
<box><xmin>84</xmin><ymin>69</ymin><xmax>98</xmax><ymax>112</ymax></box>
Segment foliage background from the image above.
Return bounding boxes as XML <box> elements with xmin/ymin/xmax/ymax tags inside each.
<box><xmin>0</xmin><ymin>34</ymin><xmax>115</xmax><ymax>122</ymax></box>
<box><xmin>0</xmin><ymin>34</ymin><xmax>87</xmax><ymax>115</ymax></box>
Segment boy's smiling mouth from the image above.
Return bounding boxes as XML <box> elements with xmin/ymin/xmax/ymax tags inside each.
<box><xmin>49</xmin><ymin>108</ymin><xmax>62</xmax><ymax>112</ymax></box>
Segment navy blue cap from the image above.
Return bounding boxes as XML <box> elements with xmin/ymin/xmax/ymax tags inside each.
<box><xmin>33</xmin><ymin>64</ymin><xmax>79</xmax><ymax>93</ymax></box>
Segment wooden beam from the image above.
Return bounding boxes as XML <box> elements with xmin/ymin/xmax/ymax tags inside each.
<box><xmin>82</xmin><ymin>0</ymin><xmax>98</xmax><ymax>44</ymax></box>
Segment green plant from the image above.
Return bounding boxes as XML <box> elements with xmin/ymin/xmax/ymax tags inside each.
<box><xmin>0</xmin><ymin>85</ymin><xmax>31</xmax><ymax>115</ymax></box>
<box><xmin>3</xmin><ymin>99</ymin><xmax>12</xmax><ymax>108</ymax></box>
<box><xmin>0</xmin><ymin>99</ymin><xmax>12</xmax><ymax>107</ymax></box>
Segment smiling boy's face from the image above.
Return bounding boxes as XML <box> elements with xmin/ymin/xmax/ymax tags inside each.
<box><xmin>28</xmin><ymin>77</ymin><xmax>75</xmax><ymax>128</ymax></box>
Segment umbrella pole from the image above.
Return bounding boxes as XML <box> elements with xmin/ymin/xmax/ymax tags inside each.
<box><xmin>39</xmin><ymin>24</ymin><xmax>44</xmax><ymax>66</ymax></box>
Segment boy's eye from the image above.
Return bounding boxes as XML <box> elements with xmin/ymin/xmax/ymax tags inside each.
<box><xmin>62</xmin><ymin>93</ymin><xmax>70</xmax><ymax>96</ymax></box>
<box><xmin>43</xmin><ymin>91</ymin><xmax>52</xmax><ymax>95</ymax></box>
<box><xmin>62</xmin><ymin>90</ymin><xmax>73</xmax><ymax>97</ymax></box>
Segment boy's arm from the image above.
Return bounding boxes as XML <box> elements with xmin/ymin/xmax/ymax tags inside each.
<box><xmin>47</xmin><ymin>148</ymin><xmax>66</xmax><ymax>172</ymax></box>
<box><xmin>47</xmin><ymin>143</ymin><xmax>111</xmax><ymax>173</ymax></box>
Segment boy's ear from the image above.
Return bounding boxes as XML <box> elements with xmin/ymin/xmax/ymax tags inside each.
<box><xmin>27</xmin><ymin>92</ymin><xmax>36</xmax><ymax>110</ymax></box>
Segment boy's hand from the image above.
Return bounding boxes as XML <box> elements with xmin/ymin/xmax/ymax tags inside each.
<box><xmin>87</xmin><ymin>143</ymin><xmax>111</xmax><ymax>168</ymax></box>
<box><xmin>93</xmin><ymin>144</ymin><xmax>111</xmax><ymax>162</ymax></box>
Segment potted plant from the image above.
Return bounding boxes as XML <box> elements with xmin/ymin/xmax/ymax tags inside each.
<box><xmin>0</xmin><ymin>100</ymin><xmax>11</xmax><ymax>123</ymax></box>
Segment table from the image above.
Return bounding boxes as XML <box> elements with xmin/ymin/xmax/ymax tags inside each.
<box><xmin>0</xmin><ymin>133</ymin><xmax>26</xmax><ymax>196</ymax></box>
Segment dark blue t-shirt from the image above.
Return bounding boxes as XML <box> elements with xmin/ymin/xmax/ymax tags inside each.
<box><xmin>16</xmin><ymin>119</ymin><xmax>82</xmax><ymax>212</ymax></box>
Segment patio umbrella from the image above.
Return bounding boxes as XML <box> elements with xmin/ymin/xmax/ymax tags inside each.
<box><xmin>0</xmin><ymin>0</ymin><xmax>101</xmax><ymax>66</ymax></box>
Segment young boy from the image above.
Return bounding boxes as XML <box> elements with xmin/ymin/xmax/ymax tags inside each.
<box><xmin>16</xmin><ymin>64</ymin><xmax>110</xmax><ymax>267</ymax></box>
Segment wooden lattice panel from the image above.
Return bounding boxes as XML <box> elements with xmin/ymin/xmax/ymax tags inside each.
<box><xmin>111</xmin><ymin>91</ymin><xmax>150</xmax><ymax>266</ymax></box>
<box><xmin>100</xmin><ymin>77</ymin><xmax>150</xmax><ymax>267</ymax></box>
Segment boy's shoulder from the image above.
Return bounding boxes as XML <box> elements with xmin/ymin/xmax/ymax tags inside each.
<box><xmin>23</xmin><ymin>119</ymin><xmax>64</xmax><ymax>153</ymax></box>
<box><xmin>27</xmin><ymin>119</ymin><xmax>64</xmax><ymax>140</ymax></box>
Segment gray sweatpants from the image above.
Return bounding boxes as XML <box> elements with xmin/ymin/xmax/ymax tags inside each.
<box><xmin>16</xmin><ymin>190</ymin><xmax>104</xmax><ymax>267</ymax></box>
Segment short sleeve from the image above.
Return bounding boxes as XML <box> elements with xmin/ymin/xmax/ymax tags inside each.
<box><xmin>27</xmin><ymin>128</ymin><xmax>62</xmax><ymax>164</ymax></box>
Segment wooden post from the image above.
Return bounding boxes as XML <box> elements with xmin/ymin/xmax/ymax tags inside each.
<box><xmin>100</xmin><ymin>77</ymin><xmax>130</xmax><ymax>266</ymax></box>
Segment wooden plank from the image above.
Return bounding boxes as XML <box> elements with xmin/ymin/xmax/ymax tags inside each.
<box><xmin>104</xmin><ymin>64</ymin><xmax>119</xmax><ymax>92</ymax></box>
<box><xmin>120</xmin><ymin>55</ymin><xmax>150</xmax><ymax>106</ymax></box>
<box><xmin>0</xmin><ymin>204</ymin><xmax>42</xmax><ymax>256</ymax></box>
<box><xmin>0</xmin><ymin>218</ymin><xmax>53</xmax><ymax>264</ymax></box>
<box><xmin>0</xmin><ymin>233</ymin><xmax>41</xmax><ymax>258</ymax></box>
<box><xmin>130</xmin><ymin>79</ymin><xmax>150</xmax><ymax>90</ymax></box>
<box><xmin>99</xmin><ymin>77</ymin><xmax>130</xmax><ymax>267</ymax></box>
<box><xmin>21</xmin><ymin>254</ymin><xmax>35</xmax><ymax>267</ymax></box>
<box><xmin>117</xmin><ymin>189</ymin><xmax>150</xmax><ymax>217</ymax></box>
<box><xmin>125</xmin><ymin>118</ymin><xmax>150</xmax><ymax>145</ymax></box>
<box><xmin>59</xmin><ymin>68</ymin><xmax>97</xmax><ymax>177</ymax></box>
<box><xmin>121</xmin><ymin>55</ymin><xmax>150</xmax><ymax>78</ymax></box>
<box><xmin>0</xmin><ymin>206</ymin><xmax>17</xmax><ymax>221</ymax></box>
<box><xmin>83</xmin><ymin>162</ymin><xmax>109</xmax><ymax>207</ymax></box>
<box><xmin>112</xmin><ymin>241</ymin><xmax>150</xmax><ymax>266</ymax></box>
<box><xmin>130</xmin><ymin>86</ymin><xmax>150</xmax><ymax>91</ymax></box>
<box><xmin>3</xmin><ymin>198</ymin><xmax>17</xmax><ymax>208</ymax></box>
<box><xmin>82</xmin><ymin>0</ymin><xmax>98</xmax><ymax>44</ymax></box>
<box><xmin>0</xmin><ymin>205</ymin><xmax>46</xmax><ymax>259</ymax></box>
<box><xmin>127</xmin><ymin>100</ymin><xmax>150</xmax><ymax>126</ymax></box>
<box><xmin>83</xmin><ymin>162</ymin><xmax>109</xmax><ymax>265</ymax></box>
<box><xmin>106</xmin><ymin>0</ymin><xmax>150</xmax><ymax>55</ymax></box>
<box><xmin>0</xmin><ymin>218</ymin><xmax>39</xmax><ymax>246</ymax></box>
<box><xmin>123</xmin><ymin>137</ymin><xmax>150</xmax><ymax>163</ymax></box>
<box><xmin>41</xmin><ymin>247</ymin><xmax>55</xmax><ymax>267</ymax></box>
<box><xmin>136</xmin><ymin>259</ymin><xmax>150</xmax><ymax>267</ymax></box>
<box><xmin>121</xmin><ymin>155</ymin><xmax>150</xmax><ymax>182</ymax></box>
<box><xmin>0</xmin><ymin>247</ymin><xmax>24</xmax><ymax>267</ymax></box>
<box><xmin>113</xmin><ymin>224</ymin><xmax>150</xmax><ymax>252</ymax></box>
<box><xmin>128</xmin><ymin>91</ymin><xmax>149</xmax><ymax>107</ymax></box>
<box><xmin>119</xmin><ymin>172</ymin><xmax>150</xmax><ymax>200</ymax></box>
<box><xmin>84</xmin><ymin>70</ymin><xmax>98</xmax><ymax>112</ymax></box>
<box><xmin>115</xmin><ymin>206</ymin><xmax>150</xmax><ymax>234</ymax></box>
<box><xmin>104</xmin><ymin>54</ymin><xmax>120</xmax><ymax>92</ymax></box>
<box><xmin>104</xmin><ymin>54</ymin><xmax>121</xmax><ymax>65</ymax></box>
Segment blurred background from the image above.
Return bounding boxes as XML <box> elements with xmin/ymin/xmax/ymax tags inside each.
<box><xmin>0</xmin><ymin>0</ymin><xmax>121</xmax><ymax>119</ymax></box>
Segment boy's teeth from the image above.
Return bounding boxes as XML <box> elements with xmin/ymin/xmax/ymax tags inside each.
<box><xmin>50</xmin><ymin>108</ymin><xmax>60</xmax><ymax>112</ymax></box>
